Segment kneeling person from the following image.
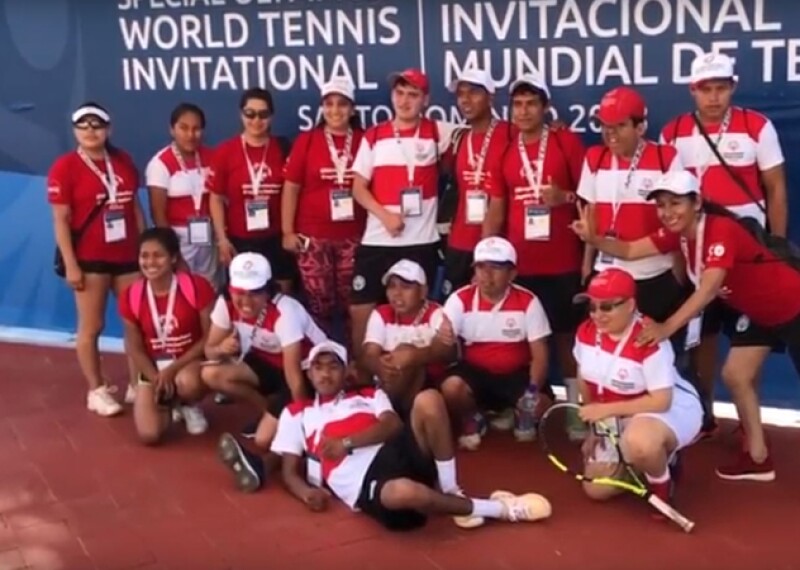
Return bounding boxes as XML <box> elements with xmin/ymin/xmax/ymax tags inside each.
<box><xmin>271</xmin><ymin>341</ymin><xmax>552</xmax><ymax>531</ymax></box>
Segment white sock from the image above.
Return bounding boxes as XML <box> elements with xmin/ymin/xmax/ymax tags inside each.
<box><xmin>436</xmin><ymin>459</ymin><xmax>458</xmax><ymax>494</ymax></box>
<box><xmin>469</xmin><ymin>498</ymin><xmax>505</xmax><ymax>519</ymax></box>
<box><xmin>646</xmin><ymin>468</ymin><xmax>670</xmax><ymax>484</ymax></box>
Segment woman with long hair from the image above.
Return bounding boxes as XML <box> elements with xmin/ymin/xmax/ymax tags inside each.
<box><xmin>48</xmin><ymin>102</ymin><xmax>146</xmax><ymax>417</ymax></box>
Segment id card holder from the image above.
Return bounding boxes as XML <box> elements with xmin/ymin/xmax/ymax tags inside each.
<box><xmin>524</xmin><ymin>205</ymin><xmax>551</xmax><ymax>241</ymax></box>
<box><xmin>188</xmin><ymin>216</ymin><xmax>212</xmax><ymax>246</ymax></box>
<box><xmin>685</xmin><ymin>313</ymin><xmax>703</xmax><ymax>350</ymax></box>
<box><xmin>400</xmin><ymin>187</ymin><xmax>423</xmax><ymax>218</ymax></box>
<box><xmin>592</xmin><ymin>416</ymin><xmax>621</xmax><ymax>438</ymax></box>
<box><xmin>598</xmin><ymin>230</ymin><xmax>617</xmax><ymax>264</ymax></box>
<box><xmin>306</xmin><ymin>454</ymin><xmax>322</xmax><ymax>488</ymax></box>
<box><xmin>103</xmin><ymin>209</ymin><xmax>127</xmax><ymax>243</ymax></box>
<box><xmin>465</xmin><ymin>190</ymin><xmax>487</xmax><ymax>225</ymax></box>
<box><xmin>245</xmin><ymin>199</ymin><xmax>270</xmax><ymax>231</ymax></box>
<box><xmin>330</xmin><ymin>188</ymin><xmax>354</xmax><ymax>221</ymax></box>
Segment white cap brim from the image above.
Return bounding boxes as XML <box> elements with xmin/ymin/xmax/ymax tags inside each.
<box><xmin>71</xmin><ymin>106</ymin><xmax>111</xmax><ymax>124</ymax></box>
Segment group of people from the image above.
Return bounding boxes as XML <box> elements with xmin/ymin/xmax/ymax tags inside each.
<box><xmin>46</xmin><ymin>48</ymin><xmax>800</xmax><ymax>530</ymax></box>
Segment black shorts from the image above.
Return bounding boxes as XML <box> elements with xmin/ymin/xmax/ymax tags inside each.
<box><xmin>775</xmin><ymin>313</ymin><xmax>800</xmax><ymax>374</ymax></box>
<box><xmin>515</xmin><ymin>272</ymin><xmax>583</xmax><ymax>334</ymax></box>
<box><xmin>351</xmin><ymin>243</ymin><xmax>441</xmax><ymax>305</ymax></box>
<box><xmin>355</xmin><ymin>427</ymin><xmax>437</xmax><ymax>531</ymax></box>
<box><xmin>446</xmin><ymin>362</ymin><xmax>546</xmax><ymax>412</ymax></box>
<box><xmin>228</xmin><ymin>235</ymin><xmax>296</xmax><ymax>282</ymax></box>
<box><xmin>442</xmin><ymin>246</ymin><xmax>473</xmax><ymax>297</ymax></box>
<box><xmin>78</xmin><ymin>260</ymin><xmax>139</xmax><ymax>276</ymax></box>
<box><xmin>242</xmin><ymin>353</ymin><xmax>310</xmax><ymax>418</ymax></box>
<box><xmin>700</xmin><ymin>298</ymin><xmax>784</xmax><ymax>351</ymax></box>
<box><xmin>634</xmin><ymin>270</ymin><xmax>687</xmax><ymax>323</ymax></box>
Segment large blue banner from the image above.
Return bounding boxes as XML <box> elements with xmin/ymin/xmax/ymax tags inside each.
<box><xmin>1</xmin><ymin>0</ymin><xmax>799</xmax><ymax>406</ymax></box>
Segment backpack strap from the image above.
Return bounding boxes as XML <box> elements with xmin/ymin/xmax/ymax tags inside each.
<box><xmin>175</xmin><ymin>271</ymin><xmax>197</xmax><ymax>309</ymax></box>
<box><xmin>128</xmin><ymin>278</ymin><xmax>147</xmax><ymax>320</ymax></box>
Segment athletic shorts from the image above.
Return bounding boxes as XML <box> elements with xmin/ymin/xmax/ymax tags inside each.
<box><xmin>445</xmin><ymin>362</ymin><xmax>553</xmax><ymax>412</ymax></box>
<box><xmin>78</xmin><ymin>260</ymin><xmax>139</xmax><ymax>276</ymax></box>
<box><xmin>442</xmin><ymin>246</ymin><xmax>473</xmax><ymax>297</ymax></box>
<box><xmin>516</xmin><ymin>272</ymin><xmax>583</xmax><ymax>335</ymax></box>
<box><xmin>351</xmin><ymin>243</ymin><xmax>441</xmax><ymax>305</ymax></box>
<box><xmin>228</xmin><ymin>235</ymin><xmax>296</xmax><ymax>282</ymax></box>
<box><xmin>242</xmin><ymin>353</ymin><xmax>311</xmax><ymax>418</ymax></box>
<box><xmin>701</xmin><ymin>297</ymin><xmax>784</xmax><ymax>351</ymax></box>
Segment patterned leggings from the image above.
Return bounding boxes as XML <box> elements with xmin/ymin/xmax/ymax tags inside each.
<box><xmin>296</xmin><ymin>237</ymin><xmax>358</xmax><ymax>340</ymax></box>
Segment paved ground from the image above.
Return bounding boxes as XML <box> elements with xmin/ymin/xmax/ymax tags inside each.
<box><xmin>0</xmin><ymin>343</ymin><xmax>797</xmax><ymax>570</ymax></box>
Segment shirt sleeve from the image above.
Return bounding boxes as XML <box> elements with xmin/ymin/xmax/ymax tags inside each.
<box><xmin>428</xmin><ymin>306</ymin><xmax>445</xmax><ymax>334</ymax></box>
<box><xmin>283</xmin><ymin>131</ymin><xmax>311</xmax><ymax>185</ymax></box>
<box><xmin>755</xmin><ymin>119</ymin><xmax>785</xmax><ymax>171</ymax></box>
<box><xmin>207</xmin><ymin>144</ymin><xmax>229</xmax><ymax>196</ymax></box>
<box><xmin>435</xmin><ymin>120</ymin><xmax>458</xmax><ymax>156</ymax></box>
<box><xmin>117</xmin><ymin>285</ymin><xmax>135</xmax><ymax>323</ymax></box>
<box><xmin>649</xmin><ymin>227</ymin><xmax>681</xmax><ymax>254</ymax></box>
<box><xmin>565</xmin><ymin>133</ymin><xmax>586</xmax><ymax>192</ymax></box>
<box><xmin>145</xmin><ymin>155</ymin><xmax>171</xmax><ymax>189</ymax></box>
<box><xmin>209</xmin><ymin>296</ymin><xmax>231</xmax><ymax>329</ymax></box>
<box><xmin>665</xmin><ymin>146</ymin><xmax>684</xmax><ymax>173</ymax></box>
<box><xmin>372</xmin><ymin>388</ymin><xmax>396</xmax><ymax>416</ymax></box>
<box><xmin>270</xmin><ymin>407</ymin><xmax>306</xmax><ymax>457</ymax></box>
<box><xmin>362</xmin><ymin>309</ymin><xmax>387</xmax><ymax>348</ymax></box>
<box><xmin>575</xmin><ymin>156</ymin><xmax>596</xmax><ymax>203</ymax></box>
<box><xmin>191</xmin><ymin>275</ymin><xmax>217</xmax><ymax>311</ymax></box>
<box><xmin>46</xmin><ymin>155</ymin><xmax>72</xmax><ymax>205</ymax></box>
<box><xmin>641</xmin><ymin>342</ymin><xmax>677</xmax><ymax>393</ymax></box>
<box><xmin>703</xmin><ymin>221</ymin><xmax>737</xmax><ymax>271</ymax></box>
<box><xmin>442</xmin><ymin>293</ymin><xmax>466</xmax><ymax>337</ymax></box>
<box><xmin>525</xmin><ymin>296</ymin><xmax>552</xmax><ymax>342</ymax></box>
<box><xmin>350</xmin><ymin>133</ymin><xmax>375</xmax><ymax>181</ymax></box>
<box><xmin>275</xmin><ymin>301</ymin><xmax>305</xmax><ymax>347</ymax></box>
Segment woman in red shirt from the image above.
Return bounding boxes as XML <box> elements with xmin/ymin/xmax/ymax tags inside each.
<box><xmin>207</xmin><ymin>88</ymin><xmax>295</xmax><ymax>293</ymax></box>
<box><xmin>145</xmin><ymin>103</ymin><xmax>218</xmax><ymax>286</ymax></box>
<box><xmin>48</xmin><ymin>102</ymin><xmax>146</xmax><ymax>418</ymax></box>
<box><xmin>281</xmin><ymin>77</ymin><xmax>366</xmax><ymax>341</ymax></box>
<box><xmin>571</xmin><ymin>170</ymin><xmax>800</xmax><ymax>483</ymax></box>
<box><xmin>118</xmin><ymin>228</ymin><xmax>216</xmax><ymax>444</ymax></box>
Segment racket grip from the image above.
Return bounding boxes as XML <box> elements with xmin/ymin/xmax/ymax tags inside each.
<box><xmin>647</xmin><ymin>494</ymin><xmax>695</xmax><ymax>533</ymax></box>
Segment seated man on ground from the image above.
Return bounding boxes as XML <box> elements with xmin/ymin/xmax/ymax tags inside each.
<box><xmin>434</xmin><ymin>237</ymin><xmax>554</xmax><ymax>450</ymax></box>
<box><xmin>270</xmin><ymin>340</ymin><xmax>552</xmax><ymax>530</ymax></box>
<box><xmin>360</xmin><ymin>259</ymin><xmax>448</xmax><ymax>416</ymax></box>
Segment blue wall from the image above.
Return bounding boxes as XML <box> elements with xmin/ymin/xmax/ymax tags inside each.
<box><xmin>1</xmin><ymin>0</ymin><xmax>799</xmax><ymax>407</ymax></box>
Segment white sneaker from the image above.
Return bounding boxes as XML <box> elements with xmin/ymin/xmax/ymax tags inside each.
<box><xmin>457</xmin><ymin>433</ymin><xmax>481</xmax><ymax>451</ymax></box>
<box><xmin>451</xmin><ymin>489</ymin><xmax>485</xmax><ymax>529</ymax></box>
<box><xmin>124</xmin><ymin>384</ymin><xmax>136</xmax><ymax>404</ymax></box>
<box><xmin>87</xmin><ymin>386</ymin><xmax>123</xmax><ymax>417</ymax></box>
<box><xmin>181</xmin><ymin>405</ymin><xmax>209</xmax><ymax>435</ymax></box>
<box><xmin>490</xmin><ymin>490</ymin><xmax>552</xmax><ymax>523</ymax></box>
<box><xmin>489</xmin><ymin>409</ymin><xmax>514</xmax><ymax>431</ymax></box>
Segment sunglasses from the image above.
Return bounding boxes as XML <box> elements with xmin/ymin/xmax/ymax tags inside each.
<box><xmin>74</xmin><ymin>121</ymin><xmax>108</xmax><ymax>131</ymax></box>
<box><xmin>588</xmin><ymin>299</ymin><xmax>628</xmax><ymax>313</ymax></box>
<box><xmin>242</xmin><ymin>108</ymin><xmax>271</xmax><ymax>120</ymax></box>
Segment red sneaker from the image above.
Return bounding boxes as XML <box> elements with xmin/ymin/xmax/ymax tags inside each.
<box><xmin>715</xmin><ymin>451</ymin><xmax>775</xmax><ymax>482</ymax></box>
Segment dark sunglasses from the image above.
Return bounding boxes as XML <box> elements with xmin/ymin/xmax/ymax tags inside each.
<box><xmin>242</xmin><ymin>108</ymin><xmax>271</xmax><ymax>120</ymax></box>
<box><xmin>589</xmin><ymin>299</ymin><xmax>628</xmax><ymax>313</ymax></box>
<box><xmin>74</xmin><ymin>121</ymin><xmax>108</xmax><ymax>131</ymax></box>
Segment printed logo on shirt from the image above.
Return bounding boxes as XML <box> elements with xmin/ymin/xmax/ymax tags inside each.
<box><xmin>637</xmin><ymin>177</ymin><xmax>654</xmax><ymax>198</ymax></box>
<box><xmin>501</xmin><ymin>317</ymin><xmax>523</xmax><ymax>339</ymax></box>
<box><xmin>352</xmin><ymin>275</ymin><xmax>366</xmax><ymax>291</ymax></box>
<box><xmin>723</xmin><ymin>139</ymin><xmax>745</xmax><ymax>161</ymax></box>
<box><xmin>157</xmin><ymin>315</ymin><xmax>179</xmax><ymax>337</ymax></box>
<box><xmin>707</xmin><ymin>243</ymin><xmax>726</xmax><ymax>260</ymax></box>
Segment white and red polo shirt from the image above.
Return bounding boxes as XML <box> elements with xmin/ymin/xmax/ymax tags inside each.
<box><xmin>209</xmin><ymin>293</ymin><xmax>327</xmax><ymax>368</ymax></box>
<box><xmin>271</xmin><ymin>387</ymin><xmax>395</xmax><ymax>509</ymax></box>
<box><xmin>350</xmin><ymin>118</ymin><xmax>453</xmax><ymax>247</ymax></box>
<box><xmin>443</xmin><ymin>283</ymin><xmax>551</xmax><ymax>375</ymax></box>
<box><xmin>660</xmin><ymin>107</ymin><xmax>784</xmax><ymax>227</ymax></box>
<box><xmin>577</xmin><ymin>141</ymin><xmax>683</xmax><ymax>280</ymax></box>
<box><xmin>145</xmin><ymin>145</ymin><xmax>215</xmax><ymax>228</ymax></box>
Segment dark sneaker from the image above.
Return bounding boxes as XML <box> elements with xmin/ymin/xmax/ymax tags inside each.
<box><xmin>218</xmin><ymin>433</ymin><xmax>265</xmax><ymax>493</ymax></box>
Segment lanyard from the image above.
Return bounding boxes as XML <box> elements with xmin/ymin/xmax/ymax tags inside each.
<box><xmin>680</xmin><ymin>214</ymin><xmax>706</xmax><ymax>287</ymax></box>
<box><xmin>78</xmin><ymin>148</ymin><xmax>118</xmax><ymax>203</ymax></box>
<box><xmin>470</xmin><ymin>286</ymin><xmax>510</xmax><ymax>315</ymax></box>
<box><xmin>171</xmin><ymin>144</ymin><xmax>204</xmax><ymax>212</ymax></box>
<box><xmin>146</xmin><ymin>277</ymin><xmax>178</xmax><ymax>350</ymax></box>
<box><xmin>394</xmin><ymin>301</ymin><xmax>429</xmax><ymax>327</ymax></box>
<box><xmin>695</xmin><ymin>107</ymin><xmax>732</xmax><ymax>182</ymax></box>
<box><xmin>595</xmin><ymin>319</ymin><xmax>637</xmax><ymax>397</ymax></box>
<box><xmin>519</xmin><ymin>127</ymin><xmax>549</xmax><ymax>202</ymax></box>
<box><xmin>608</xmin><ymin>140</ymin><xmax>645</xmax><ymax>230</ymax></box>
<box><xmin>241</xmin><ymin>136</ymin><xmax>269</xmax><ymax>197</ymax></box>
<box><xmin>324</xmin><ymin>127</ymin><xmax>353</xmax><ymax>186</ymax></box>
<box><xmin>235</xmin><ymin>304</ymin><xmax>269</xmax><ymax>363</ymax></box>
<box><xmin>466</xmin><ymin>119</ymin><xmax>497</xmax><ymax>188</ymax></box>
<box><xmin>393</xmin><ymin>123</ymin><xmax>422</xmax><ymax>186</ymax></box>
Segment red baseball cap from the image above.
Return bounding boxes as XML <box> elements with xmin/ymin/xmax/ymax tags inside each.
<box><xmin>596</xmin><ymin>87</ymin><xmax>646</xmax><ymax>125</ymax></box>
<box><xmin>388</xmin><ymin>68</ymin><xmax>430</xmax><ymax>94</ymax></box>
<box><xmin>573</xmin><ymin>268</ymin><xmax>636</xmax><ymax>303</ymax></box>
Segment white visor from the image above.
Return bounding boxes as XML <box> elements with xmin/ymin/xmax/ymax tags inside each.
<box><xmin>71</xmin><ymin>106</ymin><xmax>111</xmax><ymax>124</ymax></box>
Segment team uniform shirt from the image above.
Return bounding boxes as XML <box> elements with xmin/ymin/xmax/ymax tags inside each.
<box><xmin>283</xmin><ymin>128</ymin><xmax>366</xmax><ymax>240</ymax></box>
<box><xmin>351</xmin><ymin>118</ymin><xmax>455</xmax><ymax>247</ymax></box>
<box><xmin>650</xmin><ymin>214</ymin><xmax>800</xmax><ymax>328</ymax></box>
<box><xmin>660</xmin><ymin>107</ymin><xmax>784</xmax><ymax>226</ymax></box>
<box><xmin>206</xmin><ymin>136</ymin><xmax>286</xmax><ymax>240</ymax></box>
<box><xmin>363</xmin><ymin>301</ymin><xmax>447</xmax><ymax>381</ymax></box>
<box><xmin>443</xmin><ymin>284</ymin><xmax>551</xmax><ymax>375</ymax></box>
<box><xmin>271</xmin><ymin>387</ymin><xmax>395</xmax><ymax>509</ymax></box>
<box><xmin>577</xmin><ymin>142</ymin><xmax>683</xmax><ymax>280</ymax></box>
<box><xmin>47</xmin><ymin>150</ymin><xmax>141</xmax><ymax>264</ymax></box>
<box><xmin>448</xmin><ymin>121</ymin><xmax>511</xmax><ymax>252</ymax></box>
<box><xmin>145</xmin><ymin>145</ymin><xmax>215</xmax><ymax>228</ymax></box>
<box><xmin>118</xmin><ymin>274</ymin><xmax>216</xmax><ymax>360</ymax></box>
<box><xmin>209</xmin><ymin>293</ymin><xmax>327</xmax><ymax>368</ymax></box>
<box><xmin>499</xmin><ymin>128</ymin><xmax>585</xmax><ymax>276</ymax></box>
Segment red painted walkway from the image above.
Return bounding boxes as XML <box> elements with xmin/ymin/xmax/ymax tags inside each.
<box><xmin>0</xmin><ymin>343</ymin><xmax>797</xmax><ymax>570</ymax></box>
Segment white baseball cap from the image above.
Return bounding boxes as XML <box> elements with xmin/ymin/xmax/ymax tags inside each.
<box><xmin>473</xmin><ymin>236</ymin><xmax>517</xmax><ymax>266</ymax></box>
<box><xmin>645</xmin><ymin>170</ymin><xmax>700</xmax><ymax>200</ymax></box>
<box><xmin>509</xmin><ymin>72</ymin><xmax>551</xmax><ymax>100</ymax></box>
<box><xmin>447</xmin><ymin>68</ymin><xmax>496</xmax><ymax>94</ymax></box>
<box><xmin>321</xmin><ymin>76</ymin><xmax>355</xmax><ymax>101</ymax></box>
<box><xmin>382</xmin><ymin>259</ymin><xmax>427</xmax><ymax>286</ymax></box>
<box><xmin>229</xmin><ymin>252</ymin><xmax>272</xmax><ymax>291</ymax></box>
<box><xmin>690</xmin><ymin>52</ymin><xmax>738</xmax><ymax>85</ymax></box>
<box><xmin>308</xmin><ymin>340</ymin><xmax>348</xmax><ymax>366</ymax></box>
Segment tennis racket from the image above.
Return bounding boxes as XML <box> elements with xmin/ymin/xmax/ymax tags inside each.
<box><xmin>538</xmin><ymin>402</ymin><xmax>695</xmax><ymax>533</ymax></box>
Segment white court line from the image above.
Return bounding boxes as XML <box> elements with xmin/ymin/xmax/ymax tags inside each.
<box><xmin>2</xmin><ymin>325</ymin><xmax>799</xmax><ymax>429</ymax></box>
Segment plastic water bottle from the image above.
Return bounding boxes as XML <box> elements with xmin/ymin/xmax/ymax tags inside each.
<box><xmin>514</xmin><ymin>386</ymin><xmax>539</xmax><ymax>442</ymax></box>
